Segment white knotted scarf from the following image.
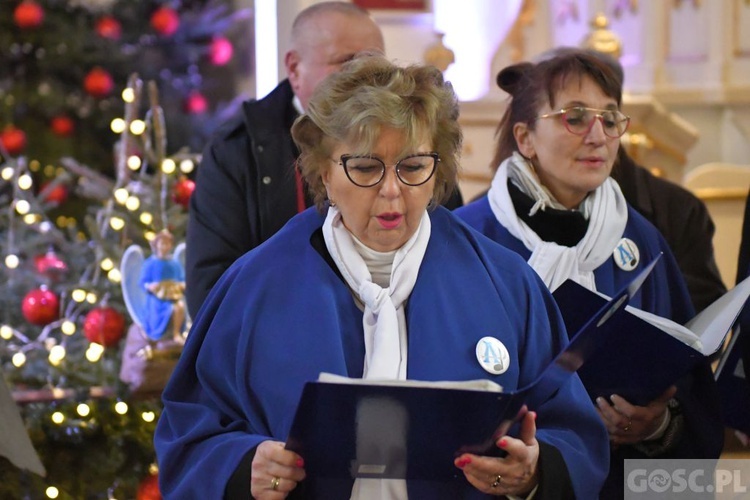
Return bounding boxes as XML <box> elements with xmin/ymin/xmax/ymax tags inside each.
<box><xmin>487</xmin><ymin>152</ymin><xmax>628</xmax><ymax>292</ymax></box>
<box><xmin>323</xmin><ymin>205</ymin><xmax>431</xmax><ymax>499</ymax></box>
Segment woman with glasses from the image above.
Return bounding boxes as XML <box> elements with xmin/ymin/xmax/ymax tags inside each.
<box><xmin>455</xmin><ymin>52</ymin><xmax>723</xmax><ymax>499</ymax></box>
<box><xmin>155</xmin><ymin>55</ymin><xmax>609</xmax><ymax>499</ymax></box>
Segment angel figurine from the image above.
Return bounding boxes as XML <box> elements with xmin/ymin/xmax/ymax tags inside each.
<box><xmin>121</xmin><ymin>230</ymin><xmax>187</xmax><ymax>344</ymax></box>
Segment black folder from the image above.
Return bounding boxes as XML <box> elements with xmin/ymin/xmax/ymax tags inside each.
<box><xmin>284</xmin><ymin>258</ymin><xmax>660</xmax><ymax>481</ymax></box>
<box><xmin>715</xmin><ymin>324</ymin><xmax>750</xmax><ymax>434</ymax></box>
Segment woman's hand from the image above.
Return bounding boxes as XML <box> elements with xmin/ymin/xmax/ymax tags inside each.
<box><xmin>250</xmin><ymin>441</ymin><xmax>306</xmax><ymax>499</ymax></box>
<box><xmin>453</xmin><ymin>409</ymin><xmax>539</xmax><ymax>497</ymax></box>
<box><xmin>596</xmin><ymin>385</ymin><xmax>677</xmax><ymax>446</ymax></box>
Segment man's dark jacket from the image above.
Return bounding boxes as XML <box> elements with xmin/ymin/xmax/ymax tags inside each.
<box><xmin>611</xmin><ymin>149</ymin><xmax>726</xmax><ymax>313</ymax></box>
<box><xmin>186</xmin><ymin>79</ymin><xmax>463</xmax><ymax>317</ymax></box>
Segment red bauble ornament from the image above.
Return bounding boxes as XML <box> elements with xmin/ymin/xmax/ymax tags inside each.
<box><xmin>22</xmin><ymin>288</ymin><xmax>59</xmax><ymax>326</ymax></box>
<box><xmin>183</xmin><ymin>91</ymin><xmax>208</xmax><ymax>115</ymax></box>
<box><xmin>83</xmin><ymin>307</ymin><xmax>125</xmax><ymax>347</ymax></box>
<box><xmin>172</xmin><ymin>177</ymin><xmax>195</xmax><ymax>208</ymax></box>
<box><xmin>136</xmin><ymin>473</ymin><xmax>161</xmax><ymax>500</ymax></box>
<box><xmin>34</xmin><ymin>250</ymin><xmax>68</xmax><ymax>279</ymax></box>
<box><xmin>50</xmin><ymin>115</ymin><xmax>74</xmax><ymax>137</ymax></box>
<box><xmin>14</xmin><ymin>1</ymin><xmax>44</xmax><ymax>29</ymax></box>
<box><xmin>150</xmin><ymin>6</ymin><xmax>179</xmax><ymax>36</ymax></box>
<box><xmin>0</xmin><ymin>126</ymin><xmax>27</xmax><ymax>155</ymax></box>
<box><xmin>95</xmin><ymin>16</ymin><xmax>121</xmax><ymax>40</ymax></box>
<box><xmin>209</xmin><ymin>37</ymin><xmax>233</xmax><ymax>66</ymax></box>
<box><xmin>40</xmin><ymin>180</ymin><xmax>69</xmax><ymax>205</ymax></box>
<box><xmin>83</xmin><ymin>67</ymin><xmax>114</xmax><ymax>98</ymax></box>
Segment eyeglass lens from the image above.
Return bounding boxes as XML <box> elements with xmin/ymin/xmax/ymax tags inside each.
<box><xmin>343</xmin><ymin>154</ymin><xmax>436</xmax><ymax>187</ymax></box>
<box><xmin>562</xmin><ymin>107</ymin><xmax>629</xmax><ymax>138</ymax></box>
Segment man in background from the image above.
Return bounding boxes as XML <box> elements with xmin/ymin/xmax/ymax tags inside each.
<box><xmin>186</xmin><ymin>3</ymin><xmax>387</xmax><ymax>316</ymax></box>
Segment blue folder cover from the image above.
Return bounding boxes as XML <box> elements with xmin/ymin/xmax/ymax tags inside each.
<box><xmin>552</xmin><ymin>268</ymin><xmax>750</xmax><ymax>407</ymax></box>
<box><xmin>284</xmin><ymin>259</ymin><xmax>659</xmax><ymax>481</ymax></box>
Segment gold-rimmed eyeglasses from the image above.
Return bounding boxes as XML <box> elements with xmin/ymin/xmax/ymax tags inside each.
<box><xmin>536</xmin><ymin>106</ymin><xmax>630</xmax><ymax>138</ymax></box>
<box><xmin>333</xmin><ymin>153</ymin><xmax>439</xmax><ymax>188</ymax></box>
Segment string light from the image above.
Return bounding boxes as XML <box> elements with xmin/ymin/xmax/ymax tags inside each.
<box><xmin>71</xmin><ymin>289</ymin><xmax>87</xmax><ymax>302</ymax></box>
<box><xmin>100</xmin><ymin>258</ymin><xmax>114</xmax><ymax>271</ymax></box>
<box><xmin>161</xmin><ymin>158</ymin><xmax>176</xmax><ymax>174</ymax></box>
<box><xmin>179</xmin><ymin>159</ymin><xmax>195</xmax><ymax>174</ymax></box>
<box><xmin>140</xmin><ymin>212</ymin><xmax>153</xmax><ymax>225</ymax></box>
<box><xmin>0</xmin><ymin>325</ymin><xmax>13</xmax><ymax>339</ymax></box>
<box><xmin>14</xmin><ymin>200</ymin><xmax>30</xmax><ymax>215</ymax></box>
<box><xmin>51</xmin><ymin>412</ymin><xmax>65</xmax><ymax>424</ymax></box>
<box><xmin>61</xmin><ymin>320</ymin><xmax>76</xmax><ymax>335</ymax></box>
<box><xmin>1</xmin><ymin>166</ymin><xmax>13</xmax><ymax>180</ymax></box>
<box><xmin>12</xmin><ymin>352</ymin><xmax>26</xmax><ymax>367</ymax></box>
<box><xmin>114</xmin><ymin>188</ymin><xmax>129</xmax><ymax>204</ymax></box>
<box><xmin>125</xmin><ymin>196</ymin><xmax>140</xmax><ymax>211</ymax></box>
<box><xmin>23</xmin><ymin>214</ymin><xmax>39</xmax><ymax>225</ymax></box>
<box><xmin>49</xmin><ymin>345</ymin><xmax>66</xmax><ymax>365</ymax></box>
<box><xmin>126</xmin><ymin>156</ymin><xmax>141</xmax><ymax>170</ymax></box>
<box><xmin>17</xmin><ymin>174</ymin><xmax>33</xmax><ymax>190</ymax></box>
<box><xmin>76</xmin><ymin>403</ymin><xmax>91</xmax><ymax>417</ymax></box>
<box><xmin>85</xmin><ymin>292</ymin><xmax>97</xmax><ymax>304</ymax></box>
<box><xmin>122</xmin><ymin>87</ymin><xmax>135</xmax><ymax>103</ymax></box>
<box><xmin>129</xmin><ymin>119</ymin><xmax>146</xmax><ymax>135</ymax></box>
<box><xmin>109</xmin><ymin>216</ymin><xmax>125</xmax><ymax>231</ymax></box>
<box><xmin>110</xmin><ymin>118</ymin><xmax>126</xmax><ymax>134</ymax></box>
<box><xmin>86</xmin><ymin>342</ymin><xmax>104</xmax><ymax>362</ymax></box>
<box><xmin>141</xmin><ymin>411</ymin><xmax>156</xmax><ymax>423</ymax></box>
<box><xmin>45</xmin><ymin>486</ymin><xmax>60</xmax><ymax>499</ymax></box>
<box><xmin>114</xmin><ymin>401</ymin><xmax>128</xmax><ymax>415</ymax></box>
<box><xmin>4</xmin><ymin>254</ymin><xmax>19</xmax><ymax>269</ymax></box>
<box><xmin>107</xmin><ymin>268</ymin><xmax>121</xmax><ymax>283</ymax></box>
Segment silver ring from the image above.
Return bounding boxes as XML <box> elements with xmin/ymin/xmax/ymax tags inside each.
<box><xmin>491</xmin><ymin>474</ymin><xmax>502</xmax><ymax>488</ymax></box>
<box><xmin>271</xmin><ymin>476</ymin><xmax>281</xmax><ymax>491</ymax></box>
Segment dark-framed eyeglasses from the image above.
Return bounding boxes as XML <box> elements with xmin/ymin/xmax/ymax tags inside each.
<box><xmin>334</xmin><ymin>152</ymin><xmax>439</xmax><ymax>188</ymax></box>
<box><xmin>536</xmin><ymin>106</ymin><xmax>630</xmax><ymax>138</ymax></box>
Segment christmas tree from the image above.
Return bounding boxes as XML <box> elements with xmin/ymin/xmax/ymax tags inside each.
<box><xmin>0</xmin><ymin>1</ymin><xmax>252</xmax><ymax>497</ymax></box>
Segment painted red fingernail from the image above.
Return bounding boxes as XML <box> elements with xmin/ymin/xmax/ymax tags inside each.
<box><xmin>455</xmin><ymin>457</ymin><xmax>472</xmax><ymax>467</ymax></box>
<box><xmin>498</xmin><ymin>438</ymin><xmax>508</xmax><ymax>448</ymax></box>
<box><xmin>297</xmin><ymin>458</ymin><xmax>305</xmax><ymax>468</ymax></box>
<box><xmin>532</xmin><ymin>411</ymin><xmax>537</xmax><ymax>420</ymax></box>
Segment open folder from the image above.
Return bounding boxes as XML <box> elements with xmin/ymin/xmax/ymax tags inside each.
<box><xmin>552</xmin><ymin>267</ymin><xmax>750</xmax><ymax>406</ymax></box>
<box><xmin>284</xmin><ymin>258</ymin><xmax>660</xmax><ymax>482</ymax></box>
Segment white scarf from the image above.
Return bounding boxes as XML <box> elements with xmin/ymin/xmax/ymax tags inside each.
<box><xmin>323</xmin><ymin>206</ymin><xmax>431</xmax><ymax>500</ymax></box>
<box><xmin>487</xmin><ymin>152</ymin><xmax>628</xmax><ymax>292</ymax></box>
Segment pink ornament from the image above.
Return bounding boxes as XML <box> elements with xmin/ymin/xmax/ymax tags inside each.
<box><xmin>0</xmin><ymin>126</ymin><xmax>27</xmax><ymax>155</ymax></box>
<box><xmin>50</xmin><ymin>115</ymin><xmax>75</xmax><ymax>137</ymax></box>
<box><xmin>95</xmin><ymin>16</ymin><xmax>122</xmax><ymax>40</ymax></box>
<box><xmin>183</xmin><ymin>91</ymin><xmax>208</xmax><ymax>115</ymax></box>
<box><xmin>209</xmin><ymin>37</ymin><xmax>233</xmax><ymax>66</ymax></box>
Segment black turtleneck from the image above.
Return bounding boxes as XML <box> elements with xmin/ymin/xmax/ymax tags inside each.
<box><xmin>507</xmin><ymin>180</ymin><xmax>589</xmax><ymax>247</ymax></box>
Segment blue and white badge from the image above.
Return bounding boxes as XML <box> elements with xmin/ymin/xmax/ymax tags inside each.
<box><xmin>613</xmin><ymin>237</ymin><xmax>640</xmax><ymax>271</ymax></box>
<box><xmin>475</xmin><ymin>336</ymin><xmax>510</xmax><ymax>375</ymax></box>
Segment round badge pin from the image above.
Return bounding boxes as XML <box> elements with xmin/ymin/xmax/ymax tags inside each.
<box><xmin>475</xmin><ymin>336</ymin><xmax>510</xmax><ymax>375</ymax></box>
<box><xmin>613</xmin><ymin>237</ymin><xmax>640</xmax><ymax>271</ymax></box>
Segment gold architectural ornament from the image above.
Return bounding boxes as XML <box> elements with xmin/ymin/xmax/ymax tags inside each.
<box><xmin>581</xmin><ymin>12</ymin><xmax>622</xmax><ymax>59</ymax></box>
<box><xmin>506</xmin><ymin>0</ymin><xmax>537</xmax><ymax>63</ymax></box>
<box><xmin>423</xmin><ymin>32</ymin><xmax>455</xmax><ymax>73</ymax></box>
<box><xmin>673</xmin><ymin>0</ymin><xmax>702</xmax><ymax>8</ymax></box>
<box><xmin>612</xmin><ymin>0</ymin><xmax>638</xmax><ymax>19</ymax></box>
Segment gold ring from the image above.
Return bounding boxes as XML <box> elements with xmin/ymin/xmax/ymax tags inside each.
<box><xmin>622</xmin><ymin>418</ymin><xmax>632</xmax><ymax>432</ymax></box>
<box><xmin>491</xmin><ymin>474</ymin><xmax>502</xmax><ymax>488</ymax></box>
<box><xmin>271</xmin><ymin>476</ymin><xmax>281</xmax><ymax>491</ymax></box>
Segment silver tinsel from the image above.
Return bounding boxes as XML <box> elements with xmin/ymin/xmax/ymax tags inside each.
<box><xmin>68</xmin><ymin>0</ymin><xmax>118</xmax><ymax>13</ymax></box>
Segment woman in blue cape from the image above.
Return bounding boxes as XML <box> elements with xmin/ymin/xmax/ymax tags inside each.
<box><xmin>155</xmin><ymin>55</ymin><xmax>608</xmax><ymax>499</ymax></box>
<box><xmin>455</xmin><ymin>50</ymin><xmax>724</xmax><ymax>499</ymax></box>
